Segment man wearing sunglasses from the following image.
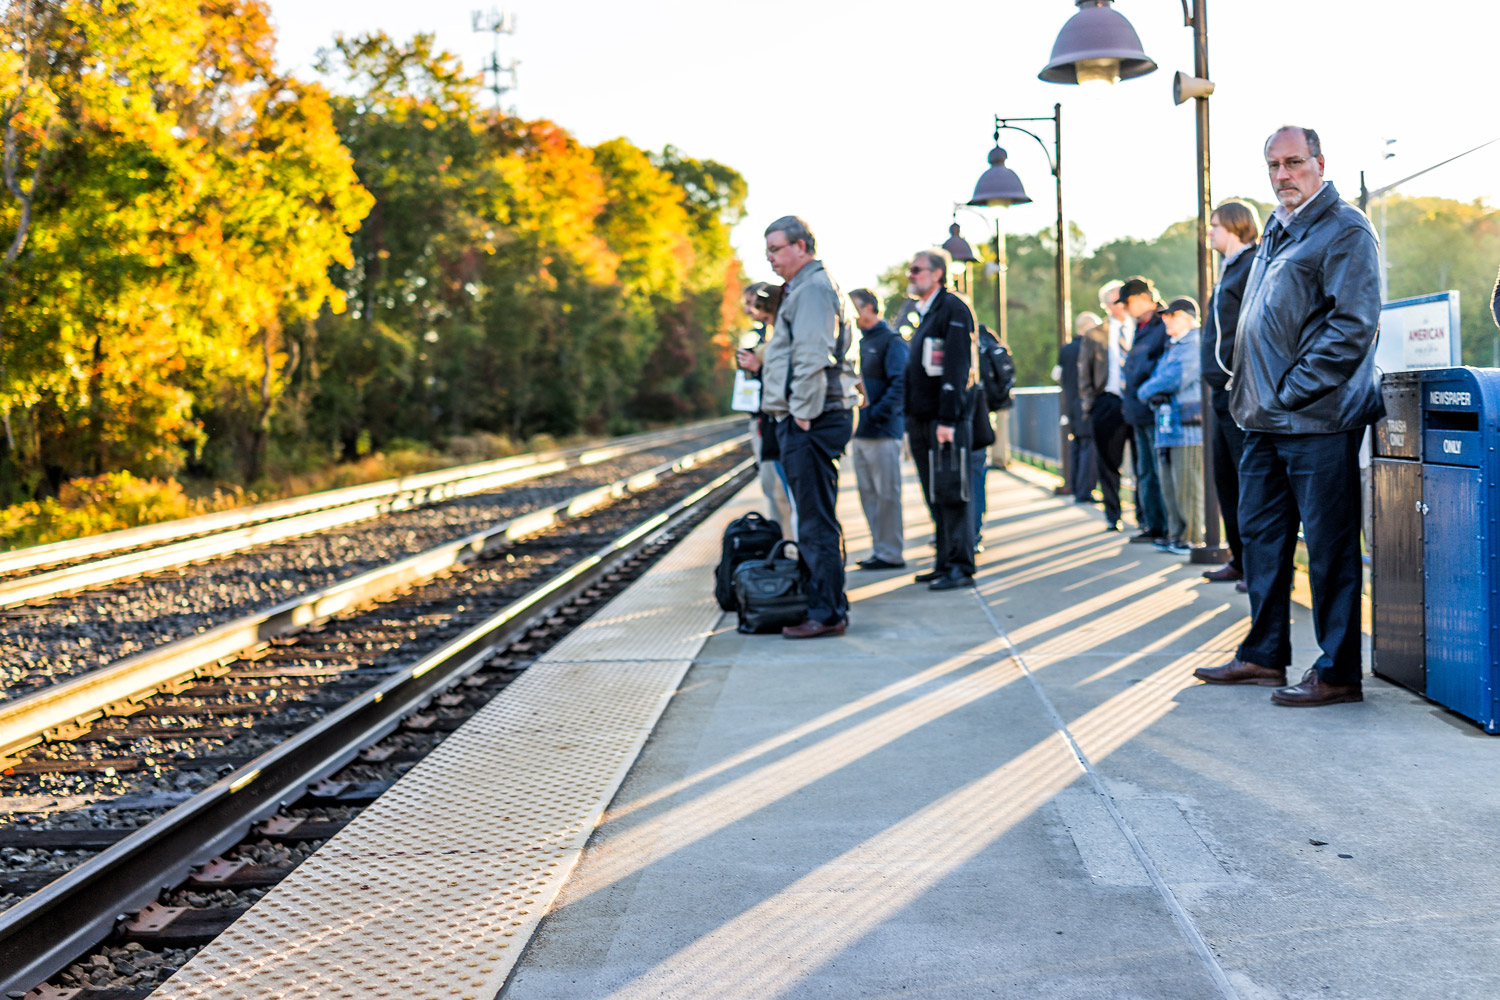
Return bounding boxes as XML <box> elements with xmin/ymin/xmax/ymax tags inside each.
<box><xmin>759</xmin><ymin>216</ymin><xmax>860</xmax><ymax>638</ymax></box>
<box><xmin>1194</xmin><ymin>126</ymin><xmax>1383</xmax><ymax>708</ymax></box>
<box><xmin>903</xmin><ymin>248</ymin><xmax>980</xmax><ymax>592</ymax></box>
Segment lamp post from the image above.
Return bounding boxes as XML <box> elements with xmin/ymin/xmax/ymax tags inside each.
<box><xmin>969</xmin><ymin>106</ymin><xmax>1072</xmax><ymax>488</ymax></box>
<box><xmin>941</xmin><ymin>220</ymin><xmax>980</xmax><ymax>297</ymax></box>
<box><xmin>1039</xmin><ymin>0</ymin><xmax>1228</xmax><ymax>565</ymax></box>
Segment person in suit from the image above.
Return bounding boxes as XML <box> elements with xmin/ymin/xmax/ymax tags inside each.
<box><xmin>1057</xmin><ymin>312</ymin><xmax>1102</xmax><ymax>503</ymax></box>
<box><xmin>1079</xmin><ymin>280</ymin><xmax>1134</xmax><ymax>532</ymax></box>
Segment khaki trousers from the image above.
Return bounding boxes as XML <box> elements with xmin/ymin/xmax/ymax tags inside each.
<box><xmin>851</xmin><ymin>436</ymin><xmax>904</xmax><ymax>563</ymax></box>
<box><xmin>1157</xmin><ymin>444</ymin><xmax>1204</xmax><ymax>546</ymax></box>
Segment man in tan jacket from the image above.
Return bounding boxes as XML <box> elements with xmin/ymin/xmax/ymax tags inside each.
<box><xmin>759</xmin><ymin>215</ymin><xmax>859</xmax><ymax>638</ymax></box>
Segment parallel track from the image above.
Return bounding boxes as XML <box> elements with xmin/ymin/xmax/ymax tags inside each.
<box><xmin>0</xmin><ymin>418</ymin><xmax>740</xmax><ymax>608</ymax></box>
<box><xmin>0</xmin><ymin>452</ymin><xmax>755</xmax><ymax>996</ymax></box>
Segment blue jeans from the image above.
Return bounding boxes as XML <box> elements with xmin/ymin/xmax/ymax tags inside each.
<box><xmin>1132</xmin><ymin>423</ymin><xmax>1168</xmax><ymax>535</ymax></box>
<box><xmin>971</xmin><ymin>449</ymin><xmax>988</xmax><ymax>546</ymax></box>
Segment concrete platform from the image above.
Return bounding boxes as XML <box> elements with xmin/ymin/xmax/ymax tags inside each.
<box><xmin>507</xmin><ymin>459</ymin><xmax>1500</xmax><ymax>1000</ymax></box>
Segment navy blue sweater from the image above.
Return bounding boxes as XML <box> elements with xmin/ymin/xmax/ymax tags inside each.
<box><xmin>855</xmin><ymin>321</ymin><xmax>908</xmax><ymax>439</ymax></box>
<box><xmin>1122</xmin><ymin>309</ymin><xmax>1168</xmax><ymax>427</ymax></box>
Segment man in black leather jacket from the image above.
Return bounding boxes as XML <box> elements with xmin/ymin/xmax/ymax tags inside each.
<box><xmin>903</xmin><ymin>249</ymin><xmax>980</xmax><ymax>591</ymax></box>
<box><xmin>1194</xmin><ymin>126</ymin><xmax>1382</xmax><ymax>708</ymax></box>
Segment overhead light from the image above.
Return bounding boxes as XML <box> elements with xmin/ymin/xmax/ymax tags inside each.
<box><xmin>1074</xmin><ymin>58</ymin><xmax>1121</xmax><ymax>85</ymax></box>
<box><xmin>968</xmin><ymin>147</ymin><xmax>1033</xmax><ymax>208</ymax></box>
<box><xmin>1039</xmin><ymin>0</ymin><xmax>1157</xmax><ymax>86</ymax></box>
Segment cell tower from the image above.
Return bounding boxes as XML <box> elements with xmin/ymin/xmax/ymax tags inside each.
<box><xmin>471</xmin><ymin>8</ymin><xmax>519</xmax><ymax>111</ymax></box>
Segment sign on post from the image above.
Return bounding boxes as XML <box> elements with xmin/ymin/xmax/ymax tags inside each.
<box><xmin>1375</xmin><ymin>291</ymin><xmax>1463</xmax><ymax>375</ymax></box>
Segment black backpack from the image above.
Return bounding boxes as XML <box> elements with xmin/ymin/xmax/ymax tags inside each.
<box><xmin>732</xmin><ymin>539</ymin><xmax>809</xmax><ymax>634</ymax></box>
<box><xmin>978</xmin><ymin>326</ymin><xmax>1015</xmax><ymax>412</ymax></box>
<box><xmin>714</xmin><ymin>511</ymin><xmax>783</xmax><ymax>611</ymax></box>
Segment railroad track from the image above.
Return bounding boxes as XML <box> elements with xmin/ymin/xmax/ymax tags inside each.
<box><xmin>0</xmin><ymin>422</ymin><xmax>745</xmax><ymax>703</ymax></box>
<box><xmin>0</xmin><ymin>445</ymin><xmax>756</xmax><ymax>997</ymax></box>
<box><xmin>0</xmin><ymin>417</ymin><xmax>740</xmax><ymax>606</ymax></box>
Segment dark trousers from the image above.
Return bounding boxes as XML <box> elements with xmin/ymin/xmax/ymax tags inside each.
<box><xmin>910</xmin><ymin>418</ymin><xmax>976</xmax><ymax>576</ymax></box>
<box><xmin>1209</xmin><ymin>389</ymin><xmax>1246</xmax><ymax>572</ymax></box>
<box><xmin>1070</xmin><ymin>433</ymin><xmax>1097</xmax><ymax>501</ymax></box>
<box><xmin>1089</xmin><ymin>393</ymin><xmax>1131</xmax><ymax>525</ymax></box>
<box><xmin>1237</xmin><ymin>429</ymin><xmax>1364</xmax><ymax>684</ymax></box>
<box><xmin>1132</xmin><ymin>422</ymin><xmax>1168</xmax><ymax>535</ymax></box>
<box><xmin>777</xmin><ymin>409</ymin><xmax>854</xmax><ymax>624</ymax></box>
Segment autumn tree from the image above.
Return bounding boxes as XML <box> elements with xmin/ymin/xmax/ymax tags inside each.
<box><xmin>0</xmin><ymin>0</ymin><xmax>369</xmax><ymax>499</ymax></box>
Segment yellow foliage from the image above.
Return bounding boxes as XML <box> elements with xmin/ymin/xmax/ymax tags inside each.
<box><xmin>0</xmin><ymin>472</ymin><xmax>247</xmax><ymax>549</ymax></box>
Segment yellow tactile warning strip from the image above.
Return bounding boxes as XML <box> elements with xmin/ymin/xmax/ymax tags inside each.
<box><xmin>149</xmin><ymin>485</ymin><xmax>762</xmax><ymax>1000</ymax></box>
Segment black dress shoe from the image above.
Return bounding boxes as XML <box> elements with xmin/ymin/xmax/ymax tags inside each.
<box><xmin>1193</xmin><ymin>657</ymin><xmax>1287</xmax><ymax>686</ymax></box>
<box><xmin>1104</xmin><ymin>521</ymin><xmax>1121</xmax><ymax>533</ymax></box>
<box><xmin>1130</xmin><ymin>531</ymin><xmax>1166</xmax><ymax>544</ymax></box>
<box><xmin>782</xmin><ymin>618</ymin><xmax>847</xmax><ymax>639</ymax></box>
<box><xmin>1202</xmin><ymin>564</ymin><xmax>1243</xmax><ymax>582</ymax></box>
<box><xmin>928</xmin><ymin>568</ymin><xmax>975</xmax><ymax>591</ymax></box>
<box><xmin>914</xmin><ymin>567</ymin><xmax>945</xmax><ymax>583</ymax></box>
<box><xmin>1271</xmin><ymin>668</ymin><xmax>1362</xmax><ymax>706</ymax></box>
<box><xmin>857</xmin><ymin>557</ymin><xmax>906</xmax><ymax>571</ymax></box>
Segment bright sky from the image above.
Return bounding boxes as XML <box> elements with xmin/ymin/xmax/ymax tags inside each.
<box><xmin>267</xmin><ymin>0</ymin><xmax>1500</xmax><ymax>295</ymax></box>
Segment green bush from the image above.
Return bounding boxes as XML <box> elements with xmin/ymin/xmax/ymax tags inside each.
<box><xmin>0</xmin><ymin>472</ymin><xmax>248</xmax><ymax>550</ymax></box>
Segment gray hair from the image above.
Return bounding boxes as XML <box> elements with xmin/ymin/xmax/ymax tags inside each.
<box><xmin>849</xmin><ymin>287</ymin><xmax>882</xmax><ymax>314</ymax></box>
<box><xmin>1098</xmin><ymin>279</ymin><xmax>1124</xmax><ymax>308</ymax></box>
<box><xmin>1264</xmin><ymin>125</ymin><xmax>1322</xmax><ymax>159</ymax></box>
<box><xmin>917</xmin><ymin>248</ymin><xmax>951</xmax><ymax>284</ymax></box>
<box><xmin>765</xmin><ymin>215</ymin><xmax>816</xmax><ymax>255</ymax></box>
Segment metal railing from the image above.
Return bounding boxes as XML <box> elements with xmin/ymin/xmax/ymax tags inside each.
<box><xmin>1007</xmin><ymin>386</ymin><xmax>1064</xmax><ymax>468</ymax></box>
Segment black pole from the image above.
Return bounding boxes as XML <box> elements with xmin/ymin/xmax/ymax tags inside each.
<box><xmin>1054</xmin><ymin>104</ymin><xmax>1073</xmax><ymax>493</ymax></box>
<box><xmin>1190</xmin><ymin>0</ymin><xmax>1229</xmax><ymax>565</ymax></box>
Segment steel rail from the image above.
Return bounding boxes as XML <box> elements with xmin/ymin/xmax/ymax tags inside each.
<box><xmin>0</xmin><ymin>457</ymin><xmax>755</xmax><ymax>997</ymax></box>
<box><xmin>0</xmin><ymin>434</ymin><xmax>748</xmax><ymax>764</ymax></box>
<box><xmin>0</xmin><ymin>417</ymin><xmax>740</xmax><ymax>593</ymax></box>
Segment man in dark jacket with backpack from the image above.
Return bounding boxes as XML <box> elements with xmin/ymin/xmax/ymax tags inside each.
<box><xmin>904</xmin><ymin>249</ymin><xmax>979</xmax><ymax>591</ymax></box>
<box><xmin>850</xmin><ymin>288</ymin><xmax>908</xmax><ymax>570</ymax></box>
<box><xmin>1118</xmin><ymin>276</ymin><xmax>1170</xmax><ymax>543</ymax></box>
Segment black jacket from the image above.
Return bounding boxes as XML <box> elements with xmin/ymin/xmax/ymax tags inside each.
<box><xmin>855</xmin><ymin>320</ymin><xmax>908</xmax><ymax>439</ymax></box>
<box><xmin>1057</xmin><ymin>337</ymin><xmax>1088</xmax><ymax>433</ymax></box>
<box><xmin>1202</xmin><ymin>242</ymin><xmax>1257</xmax><ymax>392</ymax></box>
<box><xmin>904</xmin><ymin>288</ymin><xmax>977</xmax><ymax>425</ymax></box>
<box><xmin>1491</xmin><ymin>264</ymin><xmax>1499</xmax><ymax>330</ymax></box>
<box><xmin>1076</xmin><ymin>320</ymin><xmax>1110</xmax><ymax>417</ymax></box>
<box><xmin>1229</xmin><ymin>183</ymin><xmax>1383</xmax><ymax>434</ymax></box>
<box><xmin>1121</xmin><ymin>309</ymin><xmax>1168</xmax><ymax>428</ymax></box>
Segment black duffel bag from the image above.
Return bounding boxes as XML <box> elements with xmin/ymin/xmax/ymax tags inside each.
<box><xmin>732</xmin><ymin>539</ymin><xmax>809</xmax><ymax>634</ymax></box>
<box><xmin>713</xmin><ymin>511</ymin><xmax>783</xmax><ymax>611</ymax></box>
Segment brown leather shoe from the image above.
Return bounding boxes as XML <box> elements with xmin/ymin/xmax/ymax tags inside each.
<box><xmin>1271</xmin><ymin>668</ymin><xmax>1363</xmax><ymax>706</ymax></box>
<box><xmin>782</xmin><ymin>618</ymin><xmax>847</xmax><ymax>639</ymax></box>
<box><xmin>1202</xmin><ymin>564</ymin><xmax>1243</xmax><ymax>582</ymax></box>
<box><xmin>1193</xmin><ymin>658</ymin><xmax>1287</xmax><ymax>686</ymax></box>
